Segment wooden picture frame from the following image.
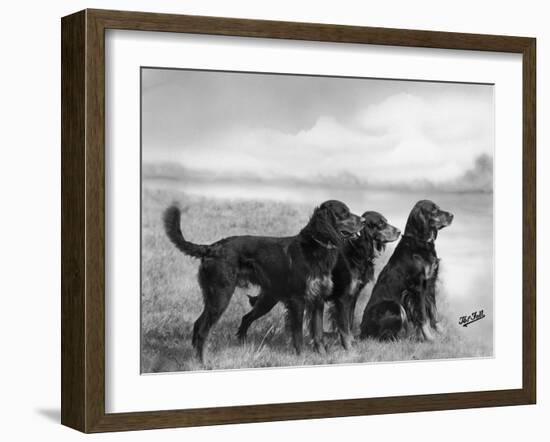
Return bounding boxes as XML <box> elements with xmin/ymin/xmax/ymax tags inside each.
<box><xmin>61</xmin><ymin>9</ymin><xmax>536</xmax><ymax>433</ymax></box>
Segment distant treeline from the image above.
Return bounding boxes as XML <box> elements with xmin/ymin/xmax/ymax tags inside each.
<box><xmin>142</xmin><ymin>153</ymin><xmax>493</xmax><ymax>194</ymax></box>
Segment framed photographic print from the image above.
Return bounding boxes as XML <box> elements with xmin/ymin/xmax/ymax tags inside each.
<box><xmin>61</xmin><ymin>9</ymin><xmax>536</xmax><ymax>433</ymax></box>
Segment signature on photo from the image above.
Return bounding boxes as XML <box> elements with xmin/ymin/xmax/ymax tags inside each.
<box><xmin>459</xmin><ymin>310</ymin><xmax>486</xmax><ymax>327</ymax></box>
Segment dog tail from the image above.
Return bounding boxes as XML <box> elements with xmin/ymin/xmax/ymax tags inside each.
<box><xmin>163</xmin><ymin>205</ymin><xmax>209</xmax><ymax>258</ymax></box>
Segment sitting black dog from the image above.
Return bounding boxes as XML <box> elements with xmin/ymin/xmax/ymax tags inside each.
<box><xmin>241</xmin><ymin>211</ymin><xmax>400</xmax><ymax>351</ymax></box>
<box><xmin>360</xmin><ymin>200</ymin><xmax>453</xmax><ymax>341</ymax></box>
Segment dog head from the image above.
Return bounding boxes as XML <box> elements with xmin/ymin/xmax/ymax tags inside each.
<box><xmin>404</xmin><ymin>200</ymin><xmax>453</xmax><ymax>242</ymax></box>
<box><xmin>304</xmin><ymin>200</ymin><xmax>364</xmax><ymax>248</ymax></box>
<box><xmin>361</xmin><ymin>211</ymin><xmax>401</xmax><ymax>252</ymax></box>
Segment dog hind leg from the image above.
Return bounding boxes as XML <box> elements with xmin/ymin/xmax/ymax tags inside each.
<box><xmin>237</xmin><ymin>290</ymin><xmax>279</xmax><ymax>343</ymax></box>
<box><xmin>192</xmin><ymin>263</ymin><xmax>237</xmax><ymax>362</ymax></box>
<box><xmin>361</xmin><ymin>301</ymin><xmax>403</xmax><ymax>341</ymax></box>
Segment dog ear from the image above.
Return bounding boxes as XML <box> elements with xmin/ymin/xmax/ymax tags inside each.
<box><xmin>415</xmin><ymin>207</ymin><xmax>429</xmax><ymax>239</ymax></box>
<box><xmin>305</xmin><ymin>206</ymin><xmax>342</xmax><ymax>247</ymax></box>
<box><xmin>405</xmin><ymin>204</ymin><xmax>435</xmax><ymax>241</ymax></box>
<box><xmin>375</xmin><ymin>240</ymin><xmax>386</xmax><ymax>252</ymax></box>
<box><xmin>359</xmin><ymin>220</ymin><xmax>385</xmax><ymax>253</ymax></box>
<box><xmin>405</xmin><ymin>205</ymin><xmax>422</xmax><ymax>238</ymax></box>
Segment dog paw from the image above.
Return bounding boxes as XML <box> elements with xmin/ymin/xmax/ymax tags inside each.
<box><xmin>236</xmin><ymin>333</ymin><xmax>247</xmax><ymax>345</ymax></box>
<box><xmin>421</xmin><ymin>323</ymin><xmax>435</xmax><ymax>342</ymax></box>
<box><xmin>341</xmin><ymin>334</ymin><xmax>354</xmax><ymax>350</ymax></box>
<box><xmin>314</xmin><ymin>341</ymin><xmax>328</xmax><ymax>355</ymax></box>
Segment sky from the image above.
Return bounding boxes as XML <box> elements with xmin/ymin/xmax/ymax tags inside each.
<box><xmin>141</xmin><ymin>68</ymin><xmax>494</xmax><ymax>186</ymax></box>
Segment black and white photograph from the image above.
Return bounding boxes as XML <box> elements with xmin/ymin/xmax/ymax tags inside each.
<box><xmin>2</xmin><ymin>0</ymin><xmax>544</xmax><ymax>438</ymax></box>
<box><xmin>140</xmin><ymin>68</ymin><xmax>494</xmax><ymax>373</ymax></box>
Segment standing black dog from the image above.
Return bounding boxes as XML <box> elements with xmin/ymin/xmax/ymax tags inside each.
<box><xmin>241</xmin><ymin>211</ymin><xmax>400</xmax><ymax>350</ymax></box>
<box><xmin>329</xmin><ymin>211</ymin><xmax>401</xmax><ymax>349</ymax></box>
<box><xmin>163</xmin><ymin>200</ymin><xmax>363</xmax><ymax>361</ymax></box>
<box><xmin>360</xmin><ymin>200</ymin><xmax>453</xmax><ymax>341</ymax></box>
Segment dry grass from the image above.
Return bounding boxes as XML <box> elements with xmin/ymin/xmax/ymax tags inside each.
<box><xmin>141</xmin><ymin>184</ymin><xmax>492</xmax><ymax>373</ymax></box>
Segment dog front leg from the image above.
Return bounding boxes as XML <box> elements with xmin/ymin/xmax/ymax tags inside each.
<box><xmin>310</xmin><ymin>300</ymin><xmax>327</xmax><ymax>355</ymax></box>
<box><xmin>335</xmin><ymin>297</ymin><xmax>354</xmax><ymax>350</ymax></box>
<box><xmin>287</xmin><ymin>298</ymin><xmax>305</xmax><ymax>355</ymax></box>
<box><xmin>417</xmin><ymin>285</ymin><xmax>436</xmax><ymax>343</ymax></box>
<box><xmin>420</xmin><ymin>321</ymin><xmax>435</xmax><ymax>342</ymax></box>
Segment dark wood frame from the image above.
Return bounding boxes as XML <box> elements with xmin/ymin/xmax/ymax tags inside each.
<box><xmin>61</xmin><ymin>8</ymin><xmax>536</xmax><ymax>433</ymax></box>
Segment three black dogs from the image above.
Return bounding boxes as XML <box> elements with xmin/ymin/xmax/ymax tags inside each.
<box><xmin>163</xmin><ymin>199</ymin><xmax>453</xmax><ymax>361</ymax></box>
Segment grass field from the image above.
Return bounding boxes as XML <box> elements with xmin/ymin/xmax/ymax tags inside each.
<box><xmin>141</xmin><ymin>184</ymin><xmax>493</xmax><ymax>373</ymax></box>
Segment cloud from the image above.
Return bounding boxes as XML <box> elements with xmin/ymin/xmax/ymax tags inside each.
<box><xmin>168</xmin><ymin>92</ymin><xmax>492</xmax><ymax>183</ymax></box>
<box><xmin>142</xmin><ymin>69</ymin><xmax>493</xmax><ymax>185</ymax></box>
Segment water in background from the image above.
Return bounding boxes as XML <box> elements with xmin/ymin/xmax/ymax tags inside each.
<box><xmin>147</xmin><ymin>177</ymin><xmax>494</xmax><ymax>348</ymax></box>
